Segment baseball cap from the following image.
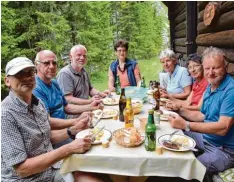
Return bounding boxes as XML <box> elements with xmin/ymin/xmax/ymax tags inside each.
<box><xmin>5</xmin><ymin>57</ymin><xmax>35</xmax><ymax>76</ymax></box>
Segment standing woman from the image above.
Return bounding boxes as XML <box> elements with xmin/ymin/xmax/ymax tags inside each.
<box><xmin>108</xmin><ymin>40</ymin><xmax>141</xmax><ymax>91</ymax></box>
<box><xmin>166</xmin><ymin>54</ymin><xmax>209</xmax><ymax>111</ymax></box>
<box><xmin>159</xmin><ymin>49</ymin><xmax>192</xmax><ymax>99</ymax></box>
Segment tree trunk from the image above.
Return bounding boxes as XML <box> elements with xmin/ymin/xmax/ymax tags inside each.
<box><xmin>196</xmin><ymin>30</ymin><xmax>234</xmax><ymax>48</ymax></box>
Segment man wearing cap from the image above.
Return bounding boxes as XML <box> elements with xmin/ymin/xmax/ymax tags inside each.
<box><xmin>56</xmin><ymin>44</ymin><xmax>109</xmax><ymax>107</ymax></box>
<box><xmin>33</xmin><ymin>50</ymin><xmax>102</xmax><ymax>147</ymax></box>
<box><xmin>1</xmin><ymin>57</ymin><xmax>104</xmax><ymax>182</ymax></box>
<box><xmin>168</xmin><ymin>47</ymin><xmax>234</xmax><ymax>175</ymax></box>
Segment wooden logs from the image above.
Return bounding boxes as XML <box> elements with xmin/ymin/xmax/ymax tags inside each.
<box><xmin>175</xmin><ymin>11</ymin><xmax>186</xmax><ymax>25</ymax></box>
<box><xmin>198</xmin><ymin>10</ymin><xmax>234</xmax><ymax>34</ymax></box>
<box><xmin>175</xmin><ymin>29</ymin><xmax>186</xmax><ymax>38</ymax></box>
<box><xmin>175</xmin><ymin>21</ymin><xmax>186</xmax><ymax>32</ymax></box>
<box><xmin>175</xmin><ymin>46</ymin><xmax>187</xmax><ymax>54</ymax></box>
<box><xmin>197</xmin><ymin>46</ymin><xmax>234</xmax><ymax>63</ymax></box>
<box><xmin>198</xmin><ymin>1</ymin><xmax>209</xmax><ymax>11</ymax></box>
<box><xmin>220</xmin><ymin>1</ymin><xmax>234</xmax><ymax>14</ymax></box>
<box><xmin>174</xmin><ymin>2</ymin><xmax>185</xmax><ymax>17</ymax></box>
<box><xmin>196</xmin><ymin>30</ymin><xmax>234</xmax><ymax>48</ymax></box>
<box><xmin>203</xmin><ymin>2</ymin><xmax>220</xmax><ymax>26</ymax></box>
<box><xmin>174</xmin><ymin>38</ymin><xmax>186</xmax><ymax>46</ymax></box>
<box><xmin>198</xmin><ymin>10</ymin><xmax>204</xmax><ymax>22</ymax></box>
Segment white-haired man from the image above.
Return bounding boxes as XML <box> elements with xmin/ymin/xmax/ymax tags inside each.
<box><xmin>1</xmin><ymin>57</ymin><xmax>103</xmax><ymax>182</ymax></box>
<box><xmin>57</xmin><ymin>45</ymin><xmax>109</xmax><ymax>107</ymax></box>
<box><xmin>168</xmin><ymin>47</ymin><xmax>234</xmax><ymax>175</ymax></box>
<box><xmin>33</xmin><ymin>50</ymin><xmax>101</xmax><ymax>147</ymax></box>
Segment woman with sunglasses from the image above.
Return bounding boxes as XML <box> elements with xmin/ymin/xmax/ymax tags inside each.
<box><xmin>108</xmin><ymin>40</ymin><xmax>141</xmax><ymax>91</ymax></box>
<box><xmin>166</xmin><ymin>53</ymin><xmax>209</xmax><ymax>111</ymax></box>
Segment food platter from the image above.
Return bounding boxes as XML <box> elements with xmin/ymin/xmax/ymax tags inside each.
<box><xmin>93</xmin><ymin>109</ymin><xmax>118</xmax><ymax>119</ymax></box>
<box><xmin>102</xmin><ymin>97</ymin><xmax>119</xmax><ymax>105</ymax></box>
<box><xmin>76</xmin><ymin>128</ymin><xmax>112</xmax><ymax>144</ymax></box>
<box><xmin>160</xmin><ymin>114</ymin><xmax>169</xmax><ymax>121</ymax></box>
<box><xmin>158</xmin><ymin>134</ymin><xmax>196</xmax><ymax>152</ymax></box>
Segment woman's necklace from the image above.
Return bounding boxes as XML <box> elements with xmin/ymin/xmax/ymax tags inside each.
<box><xmin>118</xmin><ymin>63</ymin><xmax>126</xmax><ymax>74</ymax></box>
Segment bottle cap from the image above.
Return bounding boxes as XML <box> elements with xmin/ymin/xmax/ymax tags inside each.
<box><xmin>148</xmin><ymin>109</ymin><xmax>154</xmax><ymax>114</ymax></box>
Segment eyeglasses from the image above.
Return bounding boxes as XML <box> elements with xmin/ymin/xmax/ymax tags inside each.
<box><xmin>116</xmin><ymin>49</ymin><xmax>127</xmax><ymax>53</ymax></box>
<box><xmin>188</xmin><ymin>64</ymin><xmax>202</xmax><ymax>71</ymax></box>
<box><xmin>38</xmin><ymin>61</ymin><xmax>57</xmax><ymax>66</ymax></box>
<box><xmin>14</xmin><ymin>68</ymin><xmax>36</xmax><ymax>78</ymax></box>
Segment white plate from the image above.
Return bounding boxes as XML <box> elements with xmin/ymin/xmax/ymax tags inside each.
<box><xmin>158</xmin><ymin>134</ymin><xmax>196</xmax><ymax>152</ymax></box>
<box><xmin>160</xmin><ymin>114</ymin><xmax>169</xmax><ymax>121</ymax></box>
<box><xmin>76</xmin><ymin>128</ymin><xmax>112</xmax><ymax>144</ymax></box>
<box><xmin>102</xmin><ymin>97</ymin><xmax>119</xmax><ymax>105</ymax></box>
<box><xmin>93</xmin><ymin>109</ymin><xmax>118</xmax><ymax>119</ymax></box>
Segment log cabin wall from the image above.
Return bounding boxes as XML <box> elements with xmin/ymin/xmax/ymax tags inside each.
<box><xmin>197</xmin><ymin>1</ymin><xmax>234</xmax><ymax>76</ymax></box>
<box><xmin>165</xmin><ymin>1</ymin><xmax>234</xmax><ymax>76</ymax></box>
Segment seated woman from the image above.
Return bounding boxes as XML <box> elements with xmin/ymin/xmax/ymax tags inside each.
<box><xmin>108</xmin><ymin>40</ymin><xmax>141</xmax><ymax>91</ymax></box>
<box><xmin>166</xmin><ymin>54</ymin><xmax>209</xmax><ymax>111</ymax></box>
<box><xmin>159</xmin><ymin>49</ymin><xmax>192</xmax><ymax>99</ymax></box>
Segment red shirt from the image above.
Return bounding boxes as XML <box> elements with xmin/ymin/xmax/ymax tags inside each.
<box><xmin>191</xmin><ymin>78</ymin><xmax>209</xmax><ymax>105</ymax></box>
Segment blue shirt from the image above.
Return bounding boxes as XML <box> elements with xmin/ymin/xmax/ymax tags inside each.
<box><xmin>201</xmin><ymin>74</ymin><xmax>234</xmax><ymax>148</ymax></box>
<box><xmin>33</xmin><ymin>76</ymin><xmax>68</xmax><ymax>119</ymax></box>
<box><xmin>166</xmin><ymin>65</ymin><xmax>192</xmax><ymax>94</ymax></box>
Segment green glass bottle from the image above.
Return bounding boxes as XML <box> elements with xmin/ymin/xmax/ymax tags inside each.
<box><xmin>145</xmin><ymin>109</ymin><xmax>156</xmax><ymax>151</ymax></box>
<box><xmin>115</xmin><ymin>76</ymin><xmax>121</xmax><ymax>95</ymax></box>
<box><xmin>141</xmin><ymin>76</ymin><xmax>146</xmax><ymax>88</ymax></box>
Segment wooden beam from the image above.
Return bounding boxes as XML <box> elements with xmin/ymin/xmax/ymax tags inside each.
<box><xmin>186</xmin><ymin>1</ymin><xmax>197</xmax><ymax>55</ymax></box>
<box><xmin>197</xmin><ymin>10</ymin><xmax>234</xmax><ymax>34</ymax></box>
<box><xmin>196</xmin><ymin>30</ymin><xmax>234</xmax><ymax>48</ymax></box>
<box><xmin>175</xmin><ymin>11</ymin><xmax>186</xmax><ymax>25</ymax></box>
<box><xmin>174</xmin><ymin>38</ymin><xmax>186</xmax><ymax>46</ymax></box>
<box><xmin>168</xmin><ymin>4</ymin><xmax>175</xmax><ymax>50</ymax></box>
<box><xmin>175</xmin><ymin>21</ymin><xmax>186</xmax><ymax>32</ymax></box>
<box><xmin>197</xmin><ymin>46</ymin><xmax>234</xmax><ymax>63</ymax></box>
<box><xmin>175</xmin><ymin>29</ymin><xmax>186</xmax><ymax>38</ymax></box>
<box><xmin>175</xmin><ymin>46</ymin><xmax>187</xmax><ymax>54</ymax></box>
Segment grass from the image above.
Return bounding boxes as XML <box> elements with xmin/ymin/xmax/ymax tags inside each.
<box><xmin>91</xmin><ymin>58</ymin><xmax>163</xmax><ymax>91</ymax></box>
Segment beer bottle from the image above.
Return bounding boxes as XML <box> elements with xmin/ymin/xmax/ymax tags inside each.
<box><xmin>115</xmin><ymin>76</ymin><xmax>121</xmax><ymax>95</ymax></box>
<box><xmin>124</xmin><ymin>98</ymin><xmax>134</xmax><ymax>128</ymax></box>
<box><xmin>153</xmin><ymin>83</ymin><xmax>160</xmax><ymax>111</ymax></box>
<box><xmin>145</xmin><ymin>109</ymin><xmax>156</xmax><ymax>151</ymax></box>
<box><xmin>119</xmin><ymin>88</ymin><xmax>126</xmax><ymax>122</ymax></box>
<box><xmin>140</xmin><ymin>76</ymin><xmax>146</xmax><ymax>88</ymax></box>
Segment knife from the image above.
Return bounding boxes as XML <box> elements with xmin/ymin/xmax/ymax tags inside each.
<box><xmin>92</xmin><ymin>111</ymin><xmax>103</xmax><ymax>128</ymax></box>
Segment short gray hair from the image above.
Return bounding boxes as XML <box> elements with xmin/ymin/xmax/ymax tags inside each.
<box><xmin>35</xmin><ymin>50</ymin><xmax>57</xmax><ymax>64</ymax></box>
<box><xmin>159</xmin><ymin>49</ymin><xmax>177</xmax><ymax>60</ymax></box>
<box><xmin>70</xmin><ymin>45</ymin><xmax>87</xmax><ymax>55</ymax></box>
<box><xmin>202</xmin><ymin>46</ymin><xmax>226</xmax><ymax>64</ymax></box>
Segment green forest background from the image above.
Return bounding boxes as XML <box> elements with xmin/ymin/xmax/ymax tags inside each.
<box><xmin>1</xmin><ymin>1</ymin><xmax>169</xmax><ymax>99</ymax></box>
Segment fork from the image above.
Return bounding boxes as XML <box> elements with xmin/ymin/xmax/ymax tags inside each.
<box><xmin>168</xmin><ymin>130</ymin><xmax>179</xmax><ymax>141</ymax></box>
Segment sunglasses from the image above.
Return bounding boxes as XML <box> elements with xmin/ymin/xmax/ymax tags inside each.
<box><xmin>38</xmin><ymin>61</ymin><xmax>57</xmax><ymax>66</ymax></box>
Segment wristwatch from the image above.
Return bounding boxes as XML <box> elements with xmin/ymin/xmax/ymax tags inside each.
<box><xmin>67</xmin><ymin>128</ymin><xmax>75</xmax><ymax>140</ymax></box>
<box><xmin>185</xmin><ymin>121</ymin><xmax>191</xmax><ymax>132</ymax></box>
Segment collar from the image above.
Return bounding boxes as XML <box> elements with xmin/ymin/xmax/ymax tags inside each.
<box><xmin>9</xmin><ymin>91</ymin><xmax>39</xmax><ymax>113</ymax></box>
<box><xmin>170</xmin><ymin>64</ymin><xmax>179</xmax><ymax>78</ymax></box>
<box><xmin>69</xmin><ymin>64</ymin><xmax>85</xmax><ymax>76</ymax></box>
<box><xmin>116</xmin><ymin>58</ymin><xmax>131</xmax><ymax>66</ymax></box>
<box><xmin>36</xmin><ymin>75</ymin><xmax>52</xmax><ymax>87</ymax></box>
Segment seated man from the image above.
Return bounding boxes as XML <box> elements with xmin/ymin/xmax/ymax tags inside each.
<box><xmin>1</xmin><ymin>57</ymin><xmax>103</xmax><ymax>182</ymax></box>
<box><xmin>33</xmin><ymin>50</ymin><xmax>101</xmax><ymax>147</ymax></box>
<box><xmin>56</xmin><ymin>44</ymin><xmax>109</xmax><ymax>107</ymax></box>
<box><xmin>168</xmin><ymin>47</ymin><xmax>234</xmax><ymax>175</ymax></box>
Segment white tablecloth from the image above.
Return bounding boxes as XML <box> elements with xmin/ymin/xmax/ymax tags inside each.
<box><xmin>61</xmin><ymin>103</ymin><xmax>206</xmax><ymax>182</ymax></box>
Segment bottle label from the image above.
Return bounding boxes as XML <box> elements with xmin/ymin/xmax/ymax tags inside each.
<box><xmin>145</xmin><ymin>131</ymin><xmax>156</xmax><ymax>151</ymax></box>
